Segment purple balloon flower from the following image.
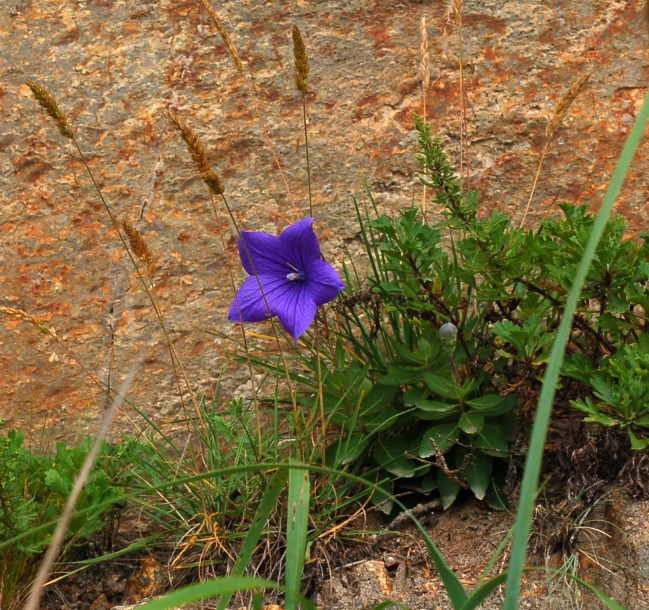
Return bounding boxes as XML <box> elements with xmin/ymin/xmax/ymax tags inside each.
<box><xmin>228</xmin><ymin>218</ymin><xmax>345</xmax><ymax>343</ymax></box>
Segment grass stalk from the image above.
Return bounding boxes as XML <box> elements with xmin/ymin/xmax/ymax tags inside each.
<box><xmin>519</xmin><ymin>72</ymin><xmax>590</xmax><ymax>228</ymax></box>
<box><xmin>23</xmin><ymin>358</ymin><xmax>142</xmax><ymax>610</ymax></box>
<box><xmin>199</xmin><ymin>0</ymin><xmax>296</xmax><ymax>213</ymax></box>
<box><xmin>292</xmin><ymin>24</ymin><xmax>312</xmax><ymax>215</ymax></box>
<box><xmin>420</xmin><ymin>15</ymin><xmax>430</xmax><ymax>217</ymax></box>
<box><xmin>26</xmin><ymin>81</ymin><xmax>206</xmax><ymax>443</ymax></box>
<box><xmin>222</xmin><ymin>235</ymin><xmax>264</xmax><ymax>460</ymax></box>
<box><xmin>452</xmin><ymin>0</ymin><xmax>469</xmax><ymax>185</ymax></box>
<box><xmin>165</xmin><ymin>110</ymin><xmax>305</xmax><ymax>458</ymax></box>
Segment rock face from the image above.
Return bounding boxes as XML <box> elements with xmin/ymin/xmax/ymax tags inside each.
<box><xmin>1</xmin><ymin>1</ymin><xmax>649</xmax><ymax>436</ymax></box>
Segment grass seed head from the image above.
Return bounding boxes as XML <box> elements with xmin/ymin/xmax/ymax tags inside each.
<box><xmin>121</xmin><ymin>220</ymin><xmax>157</xmax><ymax>279</ymax></box>
<box><xmin>26</xmin><ymin>80</ymin><xmax>74</xmax><ymax>140</ymax></box>
<box><xmin>546</xmin><ymin>72</ymin><xmax>591</xmax><ymax>139</ymax></box>
<box><xmin>200</xmin><ymin>0</ymin><xmax>243</xmax><ymax>73</ymax></box>
<box><xmin>0</xmin><ymin>306</ymin><xmax>59</xmax><ymax>339</ymax></box>
<box><xmin>165</xmin><ymin>110</ymin><xmax>225</xmax><ymax>196</ymax></box>
<box><xmin>420</xmin><ymin>17</ymin><xmax>430</xmax><ymax>90</ymax></box>
<box><xmin>292</xmin><ymin>25</ymin><xmax>309</xmax><ymax>93</ymax></box>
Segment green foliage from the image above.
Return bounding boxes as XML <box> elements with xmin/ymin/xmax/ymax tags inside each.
<box><xmin>308</xmin><ymin>114</ymin><xmax>649</xmax><ymax>512</ymax></box>
<box><xmin>0</xmin><ymin>420</ymin><xmax>133</xmax><ymax>609</ymax></box>
<box><xmin>570</xmin><ymin>335</ymin><xmax>649</xmax><ymax>449</ymax></box>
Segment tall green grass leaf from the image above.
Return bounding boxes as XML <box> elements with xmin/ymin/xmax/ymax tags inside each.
<box><xmin>216</xmin><ymin>469</ymin><xmax>289</xmax><ymax>610</ymax></box>
<box><xmin>458</xmin><ymin>572</ymin><xmax>509</xmax><ymax>610</ymax></box>
<box><xmin>285</xmin><ymin>461</ymin><xmax>311</xmax><ymax>610</ymax></box>
<box><xmin>136</xmin><ymin>576</ymin><xmax>315</xmax><ymax>610</ymax></box>
<box><xmin>502</xmin><ymin>88</ymin><xmax>649</xmax><ymax>610</ymax></box>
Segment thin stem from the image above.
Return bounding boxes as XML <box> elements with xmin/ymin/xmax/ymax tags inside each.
<box><xmin>520</xmin><ymin>138</ymin><xmax>551</xmax><ymax>229</ymax></box>
<box><xmin>222</xmin><ymin>235</ymin><xmax>263</xmax><ymax>461</ymax></box>
<box><xmin>314</xmin><ymin>314</ymin><xmax>327</xmax><ymax>470</ymax></box>
<box><xmin>302</xmin><ymin>92</ymin><xmax>313</xmax><ymax>216</ymax></box>
<box><xmin>217</xmin><ymin>192</ymin><xmax>305</xmax><ymax>461</ymax></box>
<box><xmin>24</xmin><ymin>359</ymin><xmax>143</xmax><ymax>610</ymax></box>
<box><xmin>455</xmin><ymin>1</ymin><xmax>469</xmax><ymax>186</ymax></box>
<box><xmin>71</xmin><ymin>139</ymin><xmax>207</xmax><ymax>440</ymax></box>
<box><xmin>242</xmin><ymin>68</ymin><xmax>297</xmax><ymax>214</ymax></box>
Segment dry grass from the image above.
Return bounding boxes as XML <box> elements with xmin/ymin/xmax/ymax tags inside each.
<box><xmin>25</xmin><ymin>80</ymin><xmax>73</xmax><ymax>140</ymax></box>
<box><xmin>198</xmin><ymin>1</ymin><xmax>296</xmax><ymax>212</ymax></box>
<box><xmin>164</xmin><ymin>110</ymin><xmax>225</xmax><ymax>197</ymax></box>
<box><xmin>122</xmin><ymin>220</ymin><xmax>157</xmax><ymax>281</ymax></box>
<box><xmin>292</xmin><ymin>25</ymin><xmax>309</xmax><ymax>93</ymax></box>
<box><xmin>520</xmin><ymin>72</ymin><xmax>591</xmax><ymax>228</ymax></box>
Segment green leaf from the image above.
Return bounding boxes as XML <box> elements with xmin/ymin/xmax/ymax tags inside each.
<box><xmin>379</xmin><ymin>365</ymin><xmax>424</xmax><ymax>386</ymax></box>
<box><xmin>417</xmin><ymin>400</ymin><xmax>460</xmax><ymax>415</ymax></box>
<box><xmin>327</xmin><ymin>435</ymin><xmax>370</xmax><ymax>467</ymax></box>
<box><xmin>373</xmin><ymin>438</ymin><xmax>418</xmax><ymax>478</ymax></box>
<box><xmin>423</xmin><ymin>373</ymin><xmax>454</xmax><ymax>397</ymax></box>
<box><xmin>361</xmin><ymin>384</ymin><xmax>398</xmax><ymax>417</ymax></box>
<box><xmin>137</xmin><ymin>577</ymin><xmax>316</xmax><ymax>610</ymax></box>
<box><xmin>628</xmin><ymin>430</ymin><xmax>649</xmax><ymax>450</ymax></box>
<box><xmin>419</xmin><ymin>424</ymin><xmax>460</xmax><ymax>458</ymax></box>
<box><xmin>417</xmin><ymin>338</ymin><xmax>439</xmax><ymax>363</ymax></box>
<box><xmin>285</xmin><ymin>462</ymin><xmax>310</xmax><ymax>610</ymax></box>
<box><xmin>633</xmin><ymin>414</ymin><xmax>649</xmax><ymax>427</ymax></box>
<box><xmin>473</xmin><ymin>426</ymin><xmax>509</xmax><ymax>457</ymax></box>
<box><xmin>466</xmin><ymin>394</ymin><xmax>517</xmax><ymax>416</ymax></box>
<box><xmin>437</xmin><ymin>469</ymin><xmax>461</xmax><ymax>509</ymax></box>
<box><xmin>458</xmin><ymin>412</ymin><xmax>485</xmax><ymax>435</ymax></box>
<box><xmin>462</xmin><ymin>453</ymin><xmax>493</xmax><ymax>500</ymax></box>
<box><xmin>363</xmin><ymin>405</ymin><xmax>401</xmax><ymax>434</ymax></box>
<box><xmin>43</xmin><ymin>469</ymin><xmax>71</xmax><ymax>496</ymax></box>
<box><xmin>216</xmin><ymin>470</ymin><xmax>289</xmax><ymax>610</ymax></box>
<box><xmin>404</xmin><ymin>385</ymin><xmax>430</xmax><ymax>405</ymax></box>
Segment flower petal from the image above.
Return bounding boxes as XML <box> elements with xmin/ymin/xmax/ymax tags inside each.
<box><xmin>228</xmin><ymin>276</ymin><xmax>271</xmax><ymax>322</ymax></box>
<box><xmin>279</xmin><ymin>218</ymin><xmax>320</xmax><ymax>270</ymax></box>
<box><xmin>305</xmin><ymin>259</ymin><xmax>345</xmax><ymax>306</ymax></box>
<box><xmin>275</xmin><ymin>282</ymin><xmax>318</xmax><ymax>343</ymax></box>
<box><xmin>237</xmin><ymin>230</ymin><xmax>288</xmax><ymax>276</ymax></box>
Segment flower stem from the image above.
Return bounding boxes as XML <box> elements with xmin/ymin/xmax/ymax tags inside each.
<box><xmin>302</xmin><ymin>92</ymin><xmax>313</xmax><ymax>216</ymax></box>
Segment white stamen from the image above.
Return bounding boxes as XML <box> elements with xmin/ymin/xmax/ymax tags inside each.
<box><xmin>287</xmin><ymin>272</ymin><xmax>300</xmax><ymax>281</ymax></box>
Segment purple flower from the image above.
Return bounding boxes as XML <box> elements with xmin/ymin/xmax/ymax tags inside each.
<box><xmin>228</xmin><ymin>218</ymin><xmax>345</xmax><ymax>343</ymax></box>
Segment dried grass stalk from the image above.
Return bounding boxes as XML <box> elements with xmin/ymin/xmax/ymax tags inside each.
<box><xmin>26</xmin><ymin>80</ymin><xmax>74</xmax><ymax>140</ymax></box>
<box><xmin>0</xmin><ymin>306</ymin><xmax>59</xmax><ymax>339</ymax></box>
<box><xmin>420</xmin><ymin>17</ymin><xmax>430</xmax><ymax>91</ymax></box>
<box><xmin>546</xmin><ymin>72</ymin><xmax>591</xmax><ymax>138</ymax></box>
<box><xmin>165</xmin><ymin>110</ymin><xmax>225</xmax><ymax>196</ymax></box>
<box><xmin>200</xmin><ymin>0</ymin><xmax>243</xmax><ymax>73</ymax></box>
<box><xmin>292</xmin><ymin>25</ymin><xmax>309</xmax><ymax>93</ymax></box>
<box><xmin>122</xmin><ymin>220</ymin><xmax>157</xmax><ymax>279</ymax></box>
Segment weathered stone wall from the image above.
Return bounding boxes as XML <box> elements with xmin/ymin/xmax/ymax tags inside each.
<box><xmin>1</xmin><ymin>0</ymin><xmax>648</xmax><ymax>439</ymax></box>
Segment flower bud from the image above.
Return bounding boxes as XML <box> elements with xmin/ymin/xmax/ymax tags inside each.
<box><xmin>439</xmin><ymin>322</ymin><xmax>458</xmax><ymax>350</ymax></box>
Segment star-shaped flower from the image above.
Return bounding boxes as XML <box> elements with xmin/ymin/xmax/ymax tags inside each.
<box><xmin>228</xmin><ymin>218</ymin><xmax>345</xmax><ymax>343</ymax></box>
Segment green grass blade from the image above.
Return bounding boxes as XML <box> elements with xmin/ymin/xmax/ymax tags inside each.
<box><xmin>459</xmin><ymin>572</ymin><xmax>509</xmax><ymax>610</ymax></box>
<box><xmin>136</xmin><ymin>576</ymin><xmax>316</xmax><ymax>610</ymax></box>
<box><xmin>475</xmin><ymin>525</ymin><xmax>514</xmax><ymax>588</ymax></box>
<box><xmin>216</xmin><ymin>469</ymin><xmax>289</xmax><ymax>610</ymax></box>
<box><xmin>285</xmin><ymin>461</ymin><xmax>310</xmax><ymax>610</ymax></box>
<box><xmin>502</xmin><ymin>88</ymin><xmax>649</xmax><ymax>610</ymax></box>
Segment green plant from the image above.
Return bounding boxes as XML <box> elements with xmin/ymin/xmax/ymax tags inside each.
<box><xmin>271</xmin><ymin>115</ymin><xmax>649</xmax><ymax>517</ymax></box>
<box><xmin>0</xmin><ymin>420</ymin><xmax>133</xmax><ymax>609</ymax></box>
<box><xmin>569</xmin><ymin>335</ymin><xmax>649</xmax><ymax>449</ymax></box>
